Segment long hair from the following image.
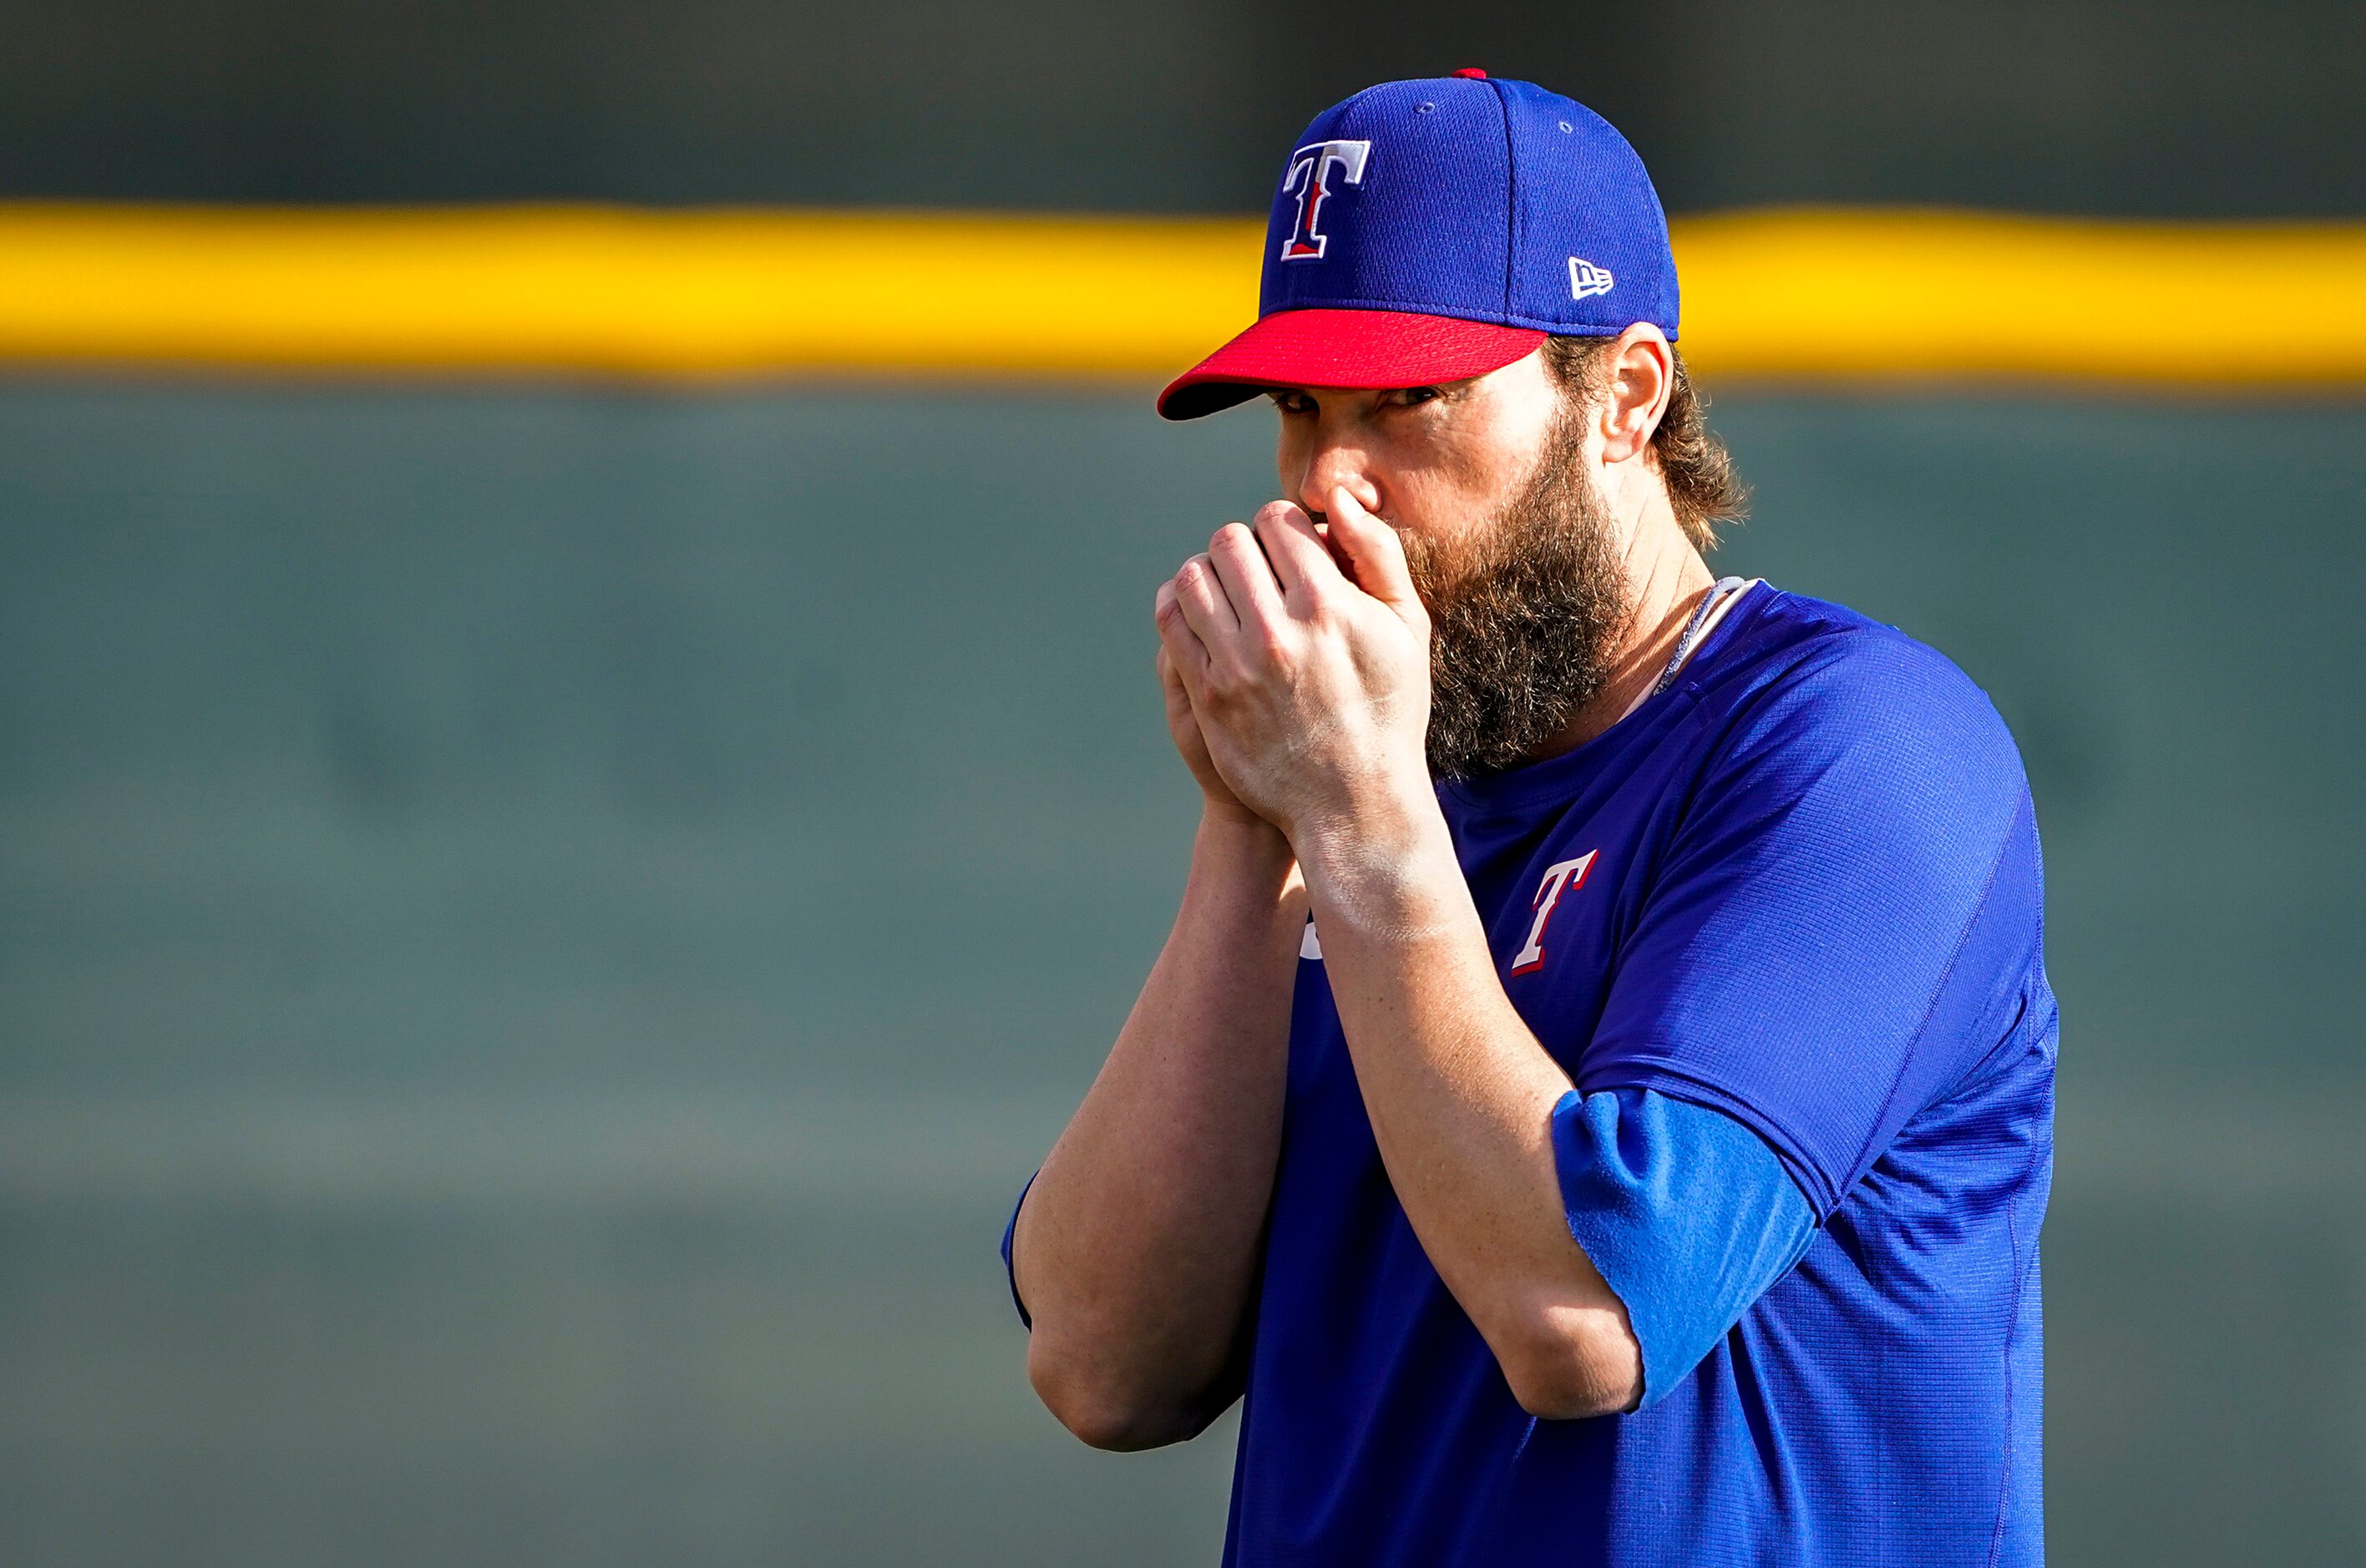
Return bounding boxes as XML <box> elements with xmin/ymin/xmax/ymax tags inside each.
<box><xmin>1540</xmin><ymin>336</ymin><xmax>1749</xmax><ymax>553</ymax></box>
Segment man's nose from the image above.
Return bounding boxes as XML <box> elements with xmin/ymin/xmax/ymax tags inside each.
<box><xmin>1297</xmin><ymin>444</ymin><xmax>1382</xmax><ymax>519</ymax></box>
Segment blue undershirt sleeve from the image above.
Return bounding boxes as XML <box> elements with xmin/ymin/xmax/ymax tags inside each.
<box><xmin>1549</xmin><ymin>1086</ymin><xmax>1815</xmax><ymax>1409</ymax></box>
<box><xmin>999</xmin><ymin>1171</ymin><xmax>1038</xmax><ymax>1329</ymax></box>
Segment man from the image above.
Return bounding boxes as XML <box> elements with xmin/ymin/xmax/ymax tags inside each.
<box><xmin>1004</xmin><ymin>71</ymin><xmax>2053</xmax><ymax>1566</ymax></box>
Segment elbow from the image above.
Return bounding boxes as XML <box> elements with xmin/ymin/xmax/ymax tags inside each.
<box><xmin>1034</xmin><ymin>1382</ymin><xmax>1192</xmax><ymax>1453</ymax></box>
<box><xmin>1490</xmin><ymin>1300</ymin><xmax>1644</xmax><ymax>1423</ymax></box>
<box><xmin>1026</xmin><ymin>1332</ymin><xmax>1224</xmax><ymax>1452</ymax></box>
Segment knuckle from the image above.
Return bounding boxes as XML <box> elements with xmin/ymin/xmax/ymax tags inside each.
<box><xmin>1217</xmin><ymin>640</ymin><xmax>1267</xmax><ymax>685</ymax></box>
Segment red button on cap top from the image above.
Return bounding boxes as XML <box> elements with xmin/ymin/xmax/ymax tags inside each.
<box><xmin>1451</xmin><ymin>68</ymin><xmax>1487</xmax><ymax>78</ymax></box>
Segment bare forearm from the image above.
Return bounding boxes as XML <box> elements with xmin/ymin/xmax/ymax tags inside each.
<box><xmin>1014</xmin><ymin>810</ymin><xmax>1305</xmax><ymax>1446</ymax></box>
<box><xmin>1297</xmin><ymin>798</ymin><xmax>1641</xmax><ymax>1417</ymax></box>
<box><xmin>1142</xmin><ymin>486</ymin><xmax>1639</xmax><ymax>1419</ymax></box>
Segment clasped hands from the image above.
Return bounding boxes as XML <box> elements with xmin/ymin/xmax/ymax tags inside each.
<box><xmin>1153</xmin><ymin>486</ymin><xmax>1436</xmax><ymax>853</ymax></box>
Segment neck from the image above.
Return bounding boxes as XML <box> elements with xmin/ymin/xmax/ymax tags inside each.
<box><xmin>1531</xmin><ymin>498</ymin><xmax>1714</xmax><ymax>761</ymax></box>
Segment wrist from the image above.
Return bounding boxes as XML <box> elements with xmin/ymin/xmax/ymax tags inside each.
<box><xmin>1193</xmin><ymin>803</ymin><xmax>1295</xmax><ymax>875</ymax></box>
<box><xmin>1289</xmin><ymin>787</ymin><xmax>1464</xmax><ymax>936</ymax></box>
<box><xmin>1184</xmin><ymin>807</ymin><xmax>1308</xmax><ymax>943</ymax></box>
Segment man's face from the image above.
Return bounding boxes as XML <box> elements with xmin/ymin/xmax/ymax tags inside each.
<box><xmin>1269</xmin><ymin>350</ymin><xmax>1632</xmax><ymax>779</ymax></box>
<box><xmin>1270</xmin><ymin>348</ymin><xmax>1567</xmax><ymax>566</ymax></box>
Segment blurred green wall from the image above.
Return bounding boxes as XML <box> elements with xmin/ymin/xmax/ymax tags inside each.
<box><xmin>1</xmin><ymin>382</ymin><xmax>2361</xmax><ymax>1564</ymax></box>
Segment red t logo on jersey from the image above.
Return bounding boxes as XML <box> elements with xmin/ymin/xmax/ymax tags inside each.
<box><xmin>1279</xmin><ymin>139</ymin><xmax>1371</xmax><ymax>261</ymax></box>
<box><xmin>1509</xmin><ymin>852</ymin><xmax>1597</xmax><ymax>976</ymax></box>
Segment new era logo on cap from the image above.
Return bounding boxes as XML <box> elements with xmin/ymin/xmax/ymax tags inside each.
<box><xmin>1568</xmin><ymin>257</ymin><xmax>1614</xmax><ymax>301</ymax></box>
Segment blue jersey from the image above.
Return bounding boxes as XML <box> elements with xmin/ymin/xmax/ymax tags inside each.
<box><xmin>1228</xmin><ymin>586</ymin><xmax>2055</xmax><ymax>1565</ymax></box>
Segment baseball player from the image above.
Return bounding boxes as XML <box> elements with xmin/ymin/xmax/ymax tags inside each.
<box><xmin>1003</xmin><ymin>72</ymin><xmax>2053</xmax><ymax>1565</ymax></box>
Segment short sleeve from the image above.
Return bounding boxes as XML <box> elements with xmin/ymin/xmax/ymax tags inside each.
<box><xmin>1579</xmin><ymin>630</ymin><xmax>2043</xmax><ymax>1218</ymax></box>
<box><xmin>1551</xmin><ymin>1087</ymin><xmax>1815</xmax><ymax>1408</ymax></box>
<box><xmin>1000</xmin><ymin>1171</ymin><xmax>1038</xmax><ymax>1329</ymax></box>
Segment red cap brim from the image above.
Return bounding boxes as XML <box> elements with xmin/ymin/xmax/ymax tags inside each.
<box><xmin>1157</xmin><ymin>309</ymin><xmax>1548</xmax><ymax>421</ymax></box>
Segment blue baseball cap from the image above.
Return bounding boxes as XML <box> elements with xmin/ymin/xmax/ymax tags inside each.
<box><xmin>1158</xmin><ymin>70</ymin><xmax>1680</xmax><ymax>420</ymax></box>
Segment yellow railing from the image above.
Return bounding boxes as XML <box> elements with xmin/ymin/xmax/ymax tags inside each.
<box><xmin>2</xmin><ymin>205</ymin><xmax>2361</xmax><ymax>386</ymax></box>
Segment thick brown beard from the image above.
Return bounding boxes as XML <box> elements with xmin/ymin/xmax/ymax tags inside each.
<box><xmin>1398</xmin><ymin>412</ymin><xmax>1631</xmax><ymax>781</ymax></box>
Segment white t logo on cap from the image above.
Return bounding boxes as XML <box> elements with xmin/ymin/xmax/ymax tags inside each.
<box><xmin>1569</xmin><ymin>257</ymin><xmax>1615</xmax><ymax>300</ymax></box>
<box><xmin>1280</xmin><ymin>140</ymin><xmax>1371</xmax><ymax>262</ymax></box>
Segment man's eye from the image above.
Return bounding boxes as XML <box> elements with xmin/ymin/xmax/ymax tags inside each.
<box><xmin>1268</xmin><ymin>390</ymin><xmax>1316</xmax><ymax>414</ymax></box>
<box><xmin>1391</xmin><ymin>386</ymin><xmax>1445</xmax><ymax>407</ymax></box>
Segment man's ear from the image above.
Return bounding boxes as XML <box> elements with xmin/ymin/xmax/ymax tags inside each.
<box><xmin>1598</xmin><ymin>326</ymin><xmax>1674</xmax><ymax>466</ymax></box>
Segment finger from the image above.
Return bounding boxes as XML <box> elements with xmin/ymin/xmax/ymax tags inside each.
<box><xmin>1171</xmin><ymin>553</ymin><xmax>1238</xmax><ymax>645</ymax></box>
<box><xmin>1324</xmin><ymin>485</ymin><xmax>1423</xmax><ymax>613</ymax></box>
<box><xmin>1249</xmin><ymin>500</ymin><xmax>1340</xmax><ymax>603</ymax></box>
<box><xmin>1206</xmin><ymin>522</ymin><xmax>1289</xmax><ymax>629</ymax></box>
<box><xmin>1155</xmin><ymin>578</ymin><xmax>1211</xmax><ymax>675</ymax></box>
<box><xmin>1155</xmin><ymin>576</ymin><xmax>1213</xmax><ymax>688</ymax></box>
